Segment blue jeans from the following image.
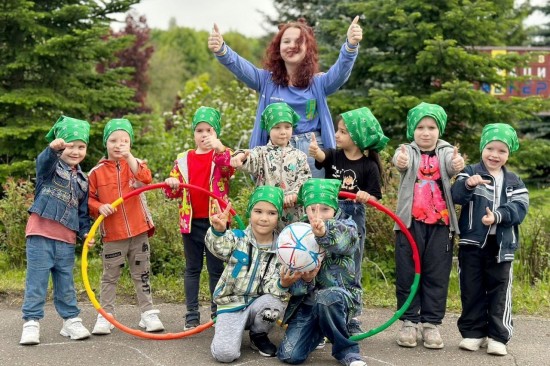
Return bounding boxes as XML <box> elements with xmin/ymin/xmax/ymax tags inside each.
<box><xmin>182</xmin><ymin>218</ymin><xmax>225</xmax><ymax>317</ymax></box>
<box><xmin>338</xmin><ymin>200</ymin><xmax>366</xmax><ymax>294</ymax></box>
<box><xmin>22</xmin><ymin>235</ymin><xmax>80</xmax><ymax>320</ymax></box>
<box><xmin>290</xmin><ymin>132</ymin><xmax>325</xmax><ymax>178</ymax></box>
<box><xmin>278</xmin><ymin>288</ymin><xmax>361</xmax><ymax>364</ymax></box>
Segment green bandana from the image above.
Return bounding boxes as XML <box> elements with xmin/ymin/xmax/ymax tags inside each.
<box><xmin>298</xmin><ymin>178</ymin><xmax>341</xmax><ymax>211</ymax></box>
<box><xmin>246</xmin><ymin>186</ymin><xmax>284</xmax><ymax>218</ymax></box>
<box><xmin>261</xmin><ymin>102</ymin><xmax>300</xmax><ymax>131</ymax></box>
<box><xmin>341</xmin><ymin>107</ymin><xmax>389</xmax><ymax>152</ymax></box>
<box><xmin>192</xmin><ymin>106</ymin><xmax>221</xmax><ymax>136</ymax></box>
<box><xmin>45</xmin><ymin>116</ymin><xmax>90</xmax><ymax>144</ymax></box>
<box><xmin>103</xmin><ymin>118</ymin><xmax>134</xmax><ymax>147</ymax></box>
<box><xmin>406</xmin><ymin>102</ymin><xmax>447</xmax><ymax>141</ymax></box>
<box><xmin>480</xmin><ymin>123</ymin><xmax>519</xmax><ymax>153</ymax></box>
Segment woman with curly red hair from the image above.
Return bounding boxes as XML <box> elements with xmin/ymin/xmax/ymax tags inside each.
<box><xmin>208</xmin><ymin>17</ymin><xmax>362</xmax><ymax>178</ymax></box>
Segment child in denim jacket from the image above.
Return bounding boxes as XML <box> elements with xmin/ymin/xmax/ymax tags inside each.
<box><xmin>164</xmin><ymin>106</ymin><xmax>235</xmax><ymax>330</ymax></box>
<box><xmin>20</xmin><ymin>116</ymin><xmax>93</xmax><ymax>345</ymax></box>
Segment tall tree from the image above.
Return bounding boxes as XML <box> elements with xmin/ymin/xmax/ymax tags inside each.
<box><xmin>268</xmin><ymin>0</ymin><xmax>548</xmax><ymax>158</ymax></box>
<box><xmin>0</xmin><ymin>0</ymin><xmax>139</xmax><ymax>182</ymax></box>
<box><xmin>97</xmin><ymin>12</ymin><xmax>154</xmax><ymax>115</ymax></box>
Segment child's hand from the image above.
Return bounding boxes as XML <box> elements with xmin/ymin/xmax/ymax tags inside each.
<box><xmin>230</xmin><ymin>151</ymin><xmax>249</xmax><ymax>168</ymax></box>
<box><xmin>396</xmin><ymin>145</ymin><xmax>409</xmax><ymax>169</ymax></box>
<box><xmin>466</xmin><ymin>174</ymin><xmax>491</xmax><ymax>188</ymax></box>
<box><xmin>84</xmin><ymin>233</ymin><xmax>95</xmax><ymax>248</ymax></box>
<box><xmin>165</xmin><ymin>177</ymin><xmax>180</xmax><ymax>190</ymax></box>
<box><xmin>119</xmin><ymin>144</ymin><xmax>133</xmax><ymax>160</ymax></box>
<box><xmin>279</xmin><ymin>266</ymin><xmax>302</xmax><ymax>288</ymax></box>
<box><xmin>301</xmin><ymin>261</ymin><xmax>322</xmax><ymax>283</ymax></box>
<box><xmin>210</xmin><ymin>200</ymin><xmax>232</xmax><ymax>232</ymax></box>
<box><xmin>99</xmin><ymin>204</ymin><xmax>116</xmax><ymax>217</ymax></box>
<box><xmin>481</xmin><ymin>207</ymin><xmax>495</xmax><ymax>226</ymax></box>
<box><xmin>203</xmin><ymin>135</ymin><xmax>224</xmax><ymax>152</ymax></box>
<box><xmin>208</xmin><ymin>23</ymin><xmax>224</xmax><ymax>53</ymax></box>
<box><xmin>284</xmin><ymin>194</ymin><xmax>297</xmax><ymax>208</ymax></box>
<box><xmin>451</xmin><ymin>147</ymin><xmax>465</xmax><ymax>172</ymax></box>
<box><xmin>355</xmin><ymin>190</ymin><xmax>371</xmax><ymax>204</ymax></box>
<box><xmin>310</xmin><ymin>204</ymin><xmax>326</xmax><ymax>237</ymax></box>
<box><xmin>308</xmin><ymin>134</ymin><xmax>320</xmax><ymax>158</ymax></box>
<box><xmin>49</xmin><ymin>138</ymin><xmax>72</xmax><ymax>151</ymax></box>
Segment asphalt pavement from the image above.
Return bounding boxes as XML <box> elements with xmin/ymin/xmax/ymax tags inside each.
<box><xmin>1</xmin><ymin>302</ymin><xmax>549</xmax><ymax>366</ymax></box>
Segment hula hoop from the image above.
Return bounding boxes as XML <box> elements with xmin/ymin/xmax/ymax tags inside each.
<box><xmin>337</xmin><ymin>192</ymin><xmax>420</xmax><ymax>342</ymax></box>
<box><xmin>81</xmin><ymin>182</ymin><xmax>245</xmax><ymax>340</ymax></box>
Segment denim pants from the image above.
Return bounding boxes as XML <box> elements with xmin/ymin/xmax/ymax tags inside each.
<box><xmin>182</xmin><ymin>218</ymin><xmax>225</xmax><ymax>317</ymax></box>
<box><xmin>278</xmin><ymin>288</ymin><xmax>361</xmax><ymax>364</ymax></box>
<box><xmin>338</xmin><ymin>200</ymin><xmax>366</xmax><ymax>293</ymax></box>
<box><xmin>289</xmin><ymin>131</ymin><xmax>325</xmax><ymax>178</ymax></box>
<box><xmin>22</xmin><ymin>235</ymin><xmax>80</xmax><ymax>320</ymax></box>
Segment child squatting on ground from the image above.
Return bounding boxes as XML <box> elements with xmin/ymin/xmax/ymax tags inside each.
<box><xmin>164</xmin><ymin>106</ymin><xmax>235</xmax><ymax>330</ymax></box>
<box><xmin>230</xmin><ymin>102</ymin><xmax>311</xmax><ymax>231</ymax></box>
<box><xmin>205</xmin><ymin>186</ymin><xmax>301</xmax><ymax>362</ymax></box>
<box><xmin>309</xmin><ymin>106</ymin><xmax>389</xmax><ymax>336</ymax></box>
<box><xmin>278</xmin><ymin>178</ymin><xmax>367</xmax><ymax>366</ymax></box>
<box><xmin>88</xmin><ymin>118</ymin><xmax>162</xmax><ymax>334</ymax></box>
<box><xmin>20</xmin><ymin>116</ymin><xmax>93</xmax><ymax>345</ymax></box>
<box><xmin>451</xmin><ymin>123</ymin><xmax>529</xmax><ymax>356</ymax></box>
<box><xmin>392</xmin><ymin>102</ymin><xmax>465</xmax><ymax>349</ymax></box>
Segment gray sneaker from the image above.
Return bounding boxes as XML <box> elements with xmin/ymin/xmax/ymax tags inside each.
<box><xmin>421</xmin><ymin>323</ymin><xmax>444</xmax><ymax>349</ymax></box>
<box><xmin>397</xmin><ymin>320</ymin><xmax>417</xmax><ymax>347</ymax></box>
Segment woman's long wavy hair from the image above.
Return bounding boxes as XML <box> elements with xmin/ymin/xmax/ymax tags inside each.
<box><xmin>263</xmin><ymin>18</ymin><xmax>319</xmax><ymax>88</ymax></box>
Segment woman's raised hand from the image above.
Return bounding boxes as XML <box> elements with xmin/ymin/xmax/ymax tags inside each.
<box><xmin>208</xmin><ymin>23</ymin><xmax>224</xmax><ymax>53</ymax></box>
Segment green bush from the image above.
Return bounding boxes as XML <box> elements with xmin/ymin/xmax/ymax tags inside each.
<box><xmin>0</xmin><ymin>178</ymin><xmax>34</xmax><ymax>268</ymax></box>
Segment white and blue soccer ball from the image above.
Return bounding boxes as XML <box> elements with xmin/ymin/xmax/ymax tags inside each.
<box><xmin>276</xmin><ymin>222</ymin><xmax>325</xmax><ymax>273</ymax></box>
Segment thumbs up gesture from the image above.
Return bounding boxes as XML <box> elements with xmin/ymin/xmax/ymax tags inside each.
<box><xmin>481</xmin><ymin>207</ymin><xmax>495</xmax><ymax>226</ymax></box>
<box><xmin>309</xmin><ymin>134</ymin><xmax>319</xmax><ymax>158</ymax></box>
<box><xmin>451</xmin><ymin>146</ymin><xmax>465</xmax><ymax>172</ymax></box>
<box><xmin>396</xmin><ymin>144</ymin><xmax>409</xmax><ymax>169</ymax></box>
<box><xmin>346</xmin><ymin>16</ymin><xmax>362</xmax><ymax>46</ymax></box>
<box><xmin>208</xmin><ymin>23</ymin><xmax>224</xmax><ymax>53</ymax></box>
<box><xmin>230</xmin><ymin>150</ymin><xmax>250</xmax><ymax>168</ymax></box>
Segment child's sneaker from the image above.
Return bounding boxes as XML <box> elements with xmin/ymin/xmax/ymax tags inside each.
<box><xmin>459</xmin><ymin>337</ymin><xmax>488</xmax><ymax>351</ymax></box>
<box><xmin>487</xmin><ymin>338</ymin><xmax>507</xmax><ymax>356</ymax></box>
<box><xmin>250</xmin><ymin>332</ymin><xmax>277</xmax><ymax>357</ymax></box>
<box><xmin>60</xmin><ymin>317</ymin><xmax>91</xmax><ymax>340</ymax></box>
<box><xmin>184</xmin><ymin>311</ymin><xmax>200</xmax><ymax>330</ymax></box>
<box><xmin>347</xmin><ymin>318</ymin><xmax>364</xmax><ymax>336</ymax></box>
<box><xmin>421</xmin><ymin>323</ymin><xmax>444</xmax><ymax>349</ymax></box>
<box><xmin>339</xmin><ymin>352</ymin><xmax>367</xmax><ymax>366</ymax></box>
<box><xmin>20</xmin><ymin>320</ymin><xmax>40</xmax><ymax>345</ymax></box>
<box><xmin>397</xmin><ymin>320</ymin><xmax>417</xmax><ymax>347</ymax></box>
<box><xmin>315</xmin><ymin>337</ymin><xmax>327</xmax><ymax>350</ymax></box>
<box><xmin>92</xmin><ymin>313</ymin><xmax>115</xmax><ymax>335</ymax></box>
<box><xmin>139</xmin><ymin>309</ymin><xmax>165</xmax><ymax>332</ymax></box>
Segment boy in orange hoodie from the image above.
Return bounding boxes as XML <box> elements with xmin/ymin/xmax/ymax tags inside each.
<box><xmin>88</xmin><ymin>118</ymin><xmax>162</xmax><ymax>335</ymax></box>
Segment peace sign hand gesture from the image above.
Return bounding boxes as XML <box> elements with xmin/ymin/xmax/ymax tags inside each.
<box><xmin>310</xmin><ymin>204</ymin><xmax>326</xmax><ymax>237</ymax></box>
<box><xmin>210</xmin><ymin>200</ymin><xmax>232</xmax><ymax>232</ymax></box>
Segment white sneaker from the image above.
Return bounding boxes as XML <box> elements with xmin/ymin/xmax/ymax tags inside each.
<box><xmin>459</xmin><ymin>337</ymin><xmax>488</xmax><ymax>351</ymax></box>
<box><xmin>60</xmin><ymin>317</ymin><xmax>91</xmax><ymax>340</ymax></box>
<box><xmin>139</xmin><ymin>309</ymin><xmax>164</xmax><ymax>332</ymax></box>
<box><xmin>349</xmin><ymin>361</ymin><xmax>367</xmax><ymax>366</ymax></box>
<box><xmin>487</xmin><ymin>338</ymin><xmax>507</xmax><ymax>356</ymax></box>
<box><xmin>92</xmin><ymin>313</ymin><xmax>114</xmax><ymax>335</ymax></box>
<box><xmin>20</xmin><ymin>320</ymin><xmax>40</xmax><ymax>345</ymax></box>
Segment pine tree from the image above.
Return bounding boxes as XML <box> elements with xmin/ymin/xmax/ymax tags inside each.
<box><xmin>0</xmin><ymin>0</ymin><xmax>139</xmax><ymax>182</ymax></box>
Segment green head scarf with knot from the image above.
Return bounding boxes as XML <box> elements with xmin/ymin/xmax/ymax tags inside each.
<box><xmin>192</xmin><ymin>106</ymin><xmax>221</xmax><ymax>136</ymax></box>
<box><xmin>261</xmin><ymin>102</ymin><xmax>300</xmax><ymax>131</ymax></box>
<box><xmin>480</xmin><ymin>123</ymin><xmax>519</xmax><ymax>153</ymax></box>
<box><xmin>298</xmin><ymin>178</ymin><xmax>341</xmax><ymax>211</ymax></box>
<box><xmin>406</xmin><ymin>102</ymin><xmax>447</xmax><ymax>141</ymax></box>
<box><xmin>45</xmin><ymin>115</ymin><xmax>90</xmax><ymax>144</ymax></box>
<box><xmin>246</xmin><ymin>186</ymin><xmax>284</xmax><ymax>218</ymax></box>
<box><xmin>103</xmin><ymin>118</ymin><xmax>134</xmax><ymax>147</ymax></box>
<box><xmin>340</xmin><ymin>107</ymin><xmax>389</xmax><ymax>152</ymax></box>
